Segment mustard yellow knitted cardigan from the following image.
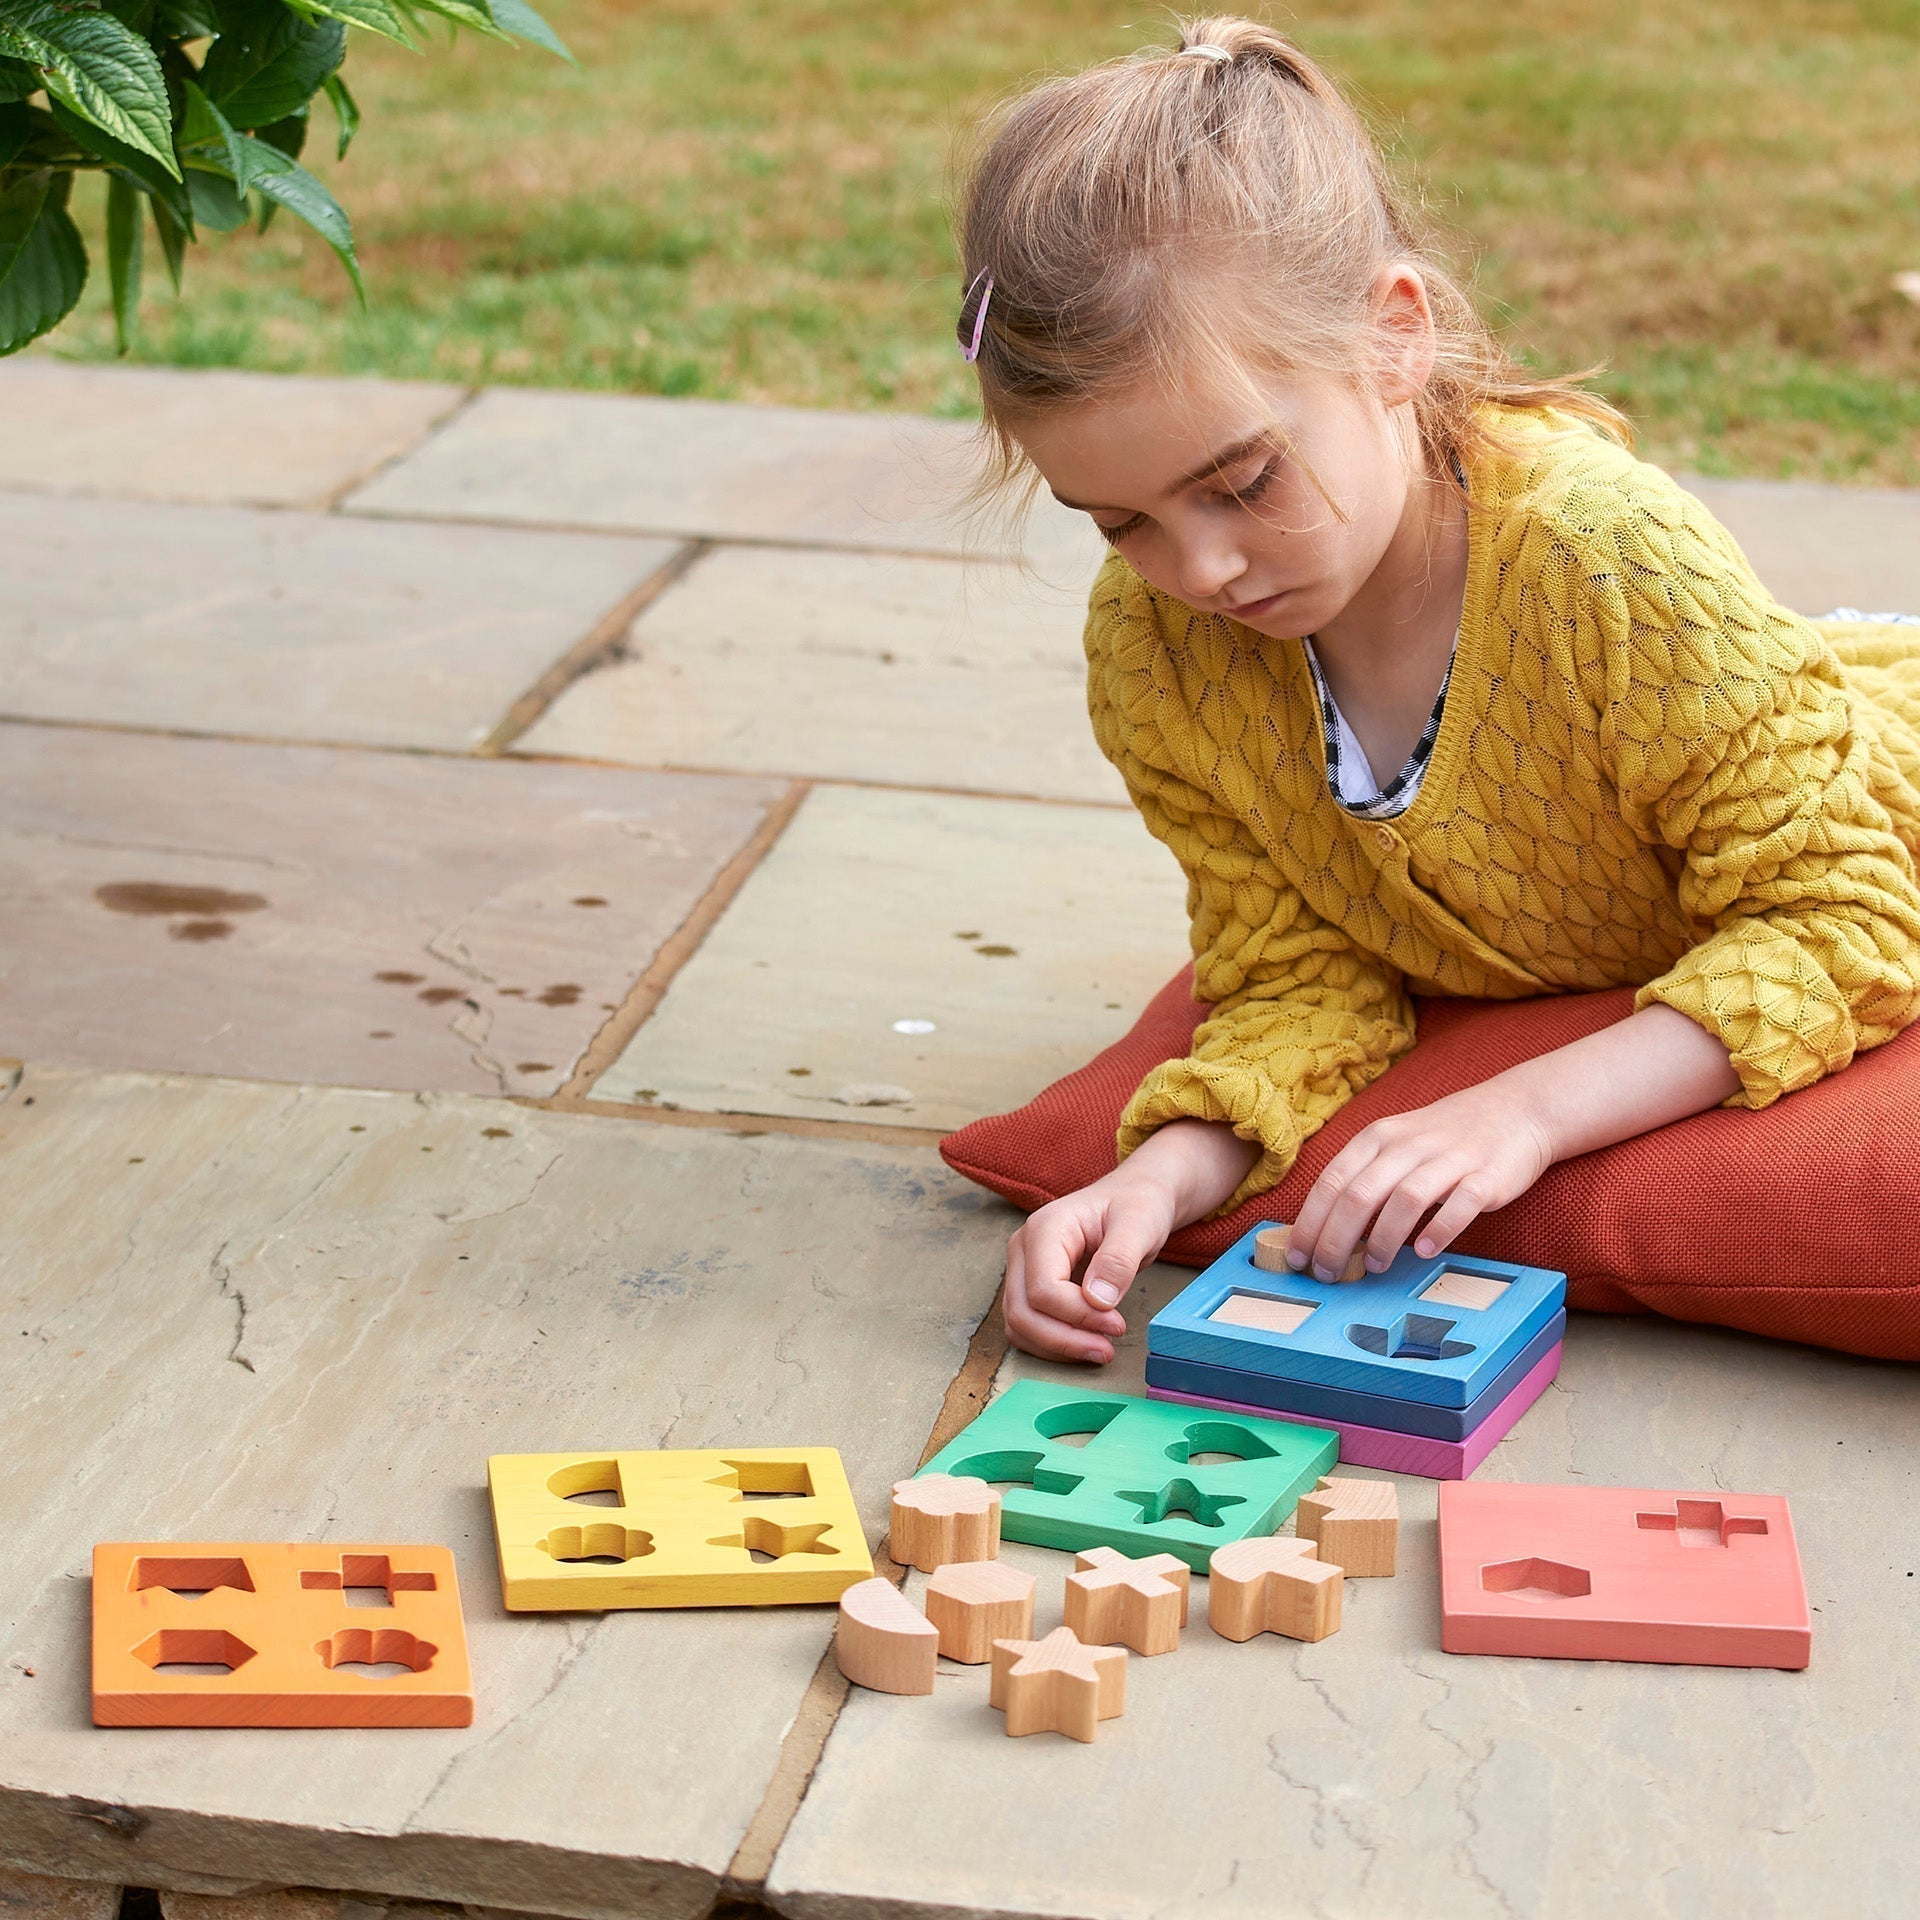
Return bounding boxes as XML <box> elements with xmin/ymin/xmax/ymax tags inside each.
<box><xmin>1086</xmin><ymin>409</ymin><xmax>1920</xmax><ymax>1204</ymax></box>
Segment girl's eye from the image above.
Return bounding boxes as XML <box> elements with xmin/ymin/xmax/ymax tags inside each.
<box><xmin>1094</xmin><ymin>513</ymin><xmax>1146</xmax><ymax>545</ymax></box>
<box><xmin>1225</xmin><ymin>456</ymin><xmax>1281</xmax><ymax>507</ymax></box>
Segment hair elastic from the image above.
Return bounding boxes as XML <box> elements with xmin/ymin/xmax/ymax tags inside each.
<box><xmin>957</xmin><ymin>268</ymin><xmax>994</xmax><ymax>363</ymax></box>
<box><xmin>1178</xmin><ymin>42</ymin><xmax>1234</xmax><ymax>62</ymax></box>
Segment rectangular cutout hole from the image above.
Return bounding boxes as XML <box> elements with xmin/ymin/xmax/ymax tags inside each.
<box><xmin>1210</xmin><ymin>1291</ymin><xmax>1317</xmax><ymax>1336</ymax></box>
<box><xmin>1420</xmin><ymin>1270</ymin><xmax>1511</xmax><ymax>1311</ymax></box>
<box><xmin>726</xmin><ymin>1459</ymin><xmax>814</xmax><ymax>1498</ymax></box>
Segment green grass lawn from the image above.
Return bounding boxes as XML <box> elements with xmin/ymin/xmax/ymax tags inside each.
<box><xmin>47</xmin><ymin>0</ymin><xmax>1920</xmax><ymax>483</ymax></box>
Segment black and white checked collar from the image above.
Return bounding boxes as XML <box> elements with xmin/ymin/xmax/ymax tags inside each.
<box><xmin>1301</xmin><ymin>636</ymin><xmax>1455</xmax><ymax>822</ymax></box>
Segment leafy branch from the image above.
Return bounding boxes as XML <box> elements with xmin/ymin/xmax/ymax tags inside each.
<box><xmin>0</xmin><ymin>0</ymin><xmax>569</xmax><ymax>355</ymax></box>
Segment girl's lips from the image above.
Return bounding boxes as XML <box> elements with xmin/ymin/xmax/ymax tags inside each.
<box><xmin>1224</xmin><ymin>590</ymin><xmax>1290</xmax><ymax>621</ymax></box>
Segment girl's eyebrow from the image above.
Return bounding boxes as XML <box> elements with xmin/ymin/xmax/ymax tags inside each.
<box><xmin>1050</xmin><ymin>432</ymin><xmax>1276</xmax><ymax>513</ymax></box>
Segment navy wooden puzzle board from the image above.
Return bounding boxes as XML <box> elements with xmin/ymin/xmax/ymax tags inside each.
<box><xmin>1147</xmin><ymin>1229</ymin><xmax>1567</xmax><ymax>1409</ymax></box>
<box><xmin>916</xmin><ymin>1380</ymin><xmax>1336</xmax><ymax>1573</ymax></box>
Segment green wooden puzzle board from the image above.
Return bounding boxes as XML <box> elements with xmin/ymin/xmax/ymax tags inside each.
<box><xmin>916</xmin><ymin>1380</ymin><xmax>1338</xmax><ymax>1573</ymax></box>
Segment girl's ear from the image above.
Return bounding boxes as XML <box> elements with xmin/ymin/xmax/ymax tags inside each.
<box><xmin>1371</xmin><ymin>264</ymin><xmax>1438</xmax><ymax>407</ymax></box>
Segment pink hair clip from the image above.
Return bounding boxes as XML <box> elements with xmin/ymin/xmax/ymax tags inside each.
<box><xmin>957</xmin><ymin>268</ymin><xmax>994</xmax><ymax>363</ymax></box>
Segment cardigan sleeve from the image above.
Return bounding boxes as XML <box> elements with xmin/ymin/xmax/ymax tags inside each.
<box><xmin>1087</xmin><ymin>564</ymin><xmax>1415</xmax><ymax>1206</ymax></box>
<box><xmin>1586</xmin><ymin>481</ymin><xmax>1920</xmax><ymax>1104</ymax></box>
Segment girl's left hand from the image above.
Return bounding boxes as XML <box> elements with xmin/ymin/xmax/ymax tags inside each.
<box><xmin>1280</xmin><ymin>1083</ymin><xmax>1554</xmax><ymax>1283</ymax></box>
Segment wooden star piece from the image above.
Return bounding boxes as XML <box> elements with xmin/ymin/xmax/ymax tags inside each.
<box><xmin>989</xmin><ymin>1627</ymin><xmax>1127</xmax><ymax>1741</ymax></box>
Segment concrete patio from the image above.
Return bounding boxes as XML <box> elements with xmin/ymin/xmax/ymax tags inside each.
<box><xmin>0</xmin><ymin>358</ymin><xmax>1914</xmax><ymax>1920</ymax></box>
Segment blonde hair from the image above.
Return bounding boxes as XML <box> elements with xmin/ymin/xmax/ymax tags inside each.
<box><xmin>956</xmin><ymin>15</ymin><xmax>1628</xmax><ymax>502</ymax></box>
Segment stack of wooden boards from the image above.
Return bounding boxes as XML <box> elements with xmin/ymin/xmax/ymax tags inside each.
<box><xmin>835</xmin><ymin>1468</ymin><xmax>1401</xmax><ymax>1738</ymax></box>
<box><xmin>1143</xmin><ymin>1225</ymin><xmax>1569</xmax><ymax>1478</ymax></box>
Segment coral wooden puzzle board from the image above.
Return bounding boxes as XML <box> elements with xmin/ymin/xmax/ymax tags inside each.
<box><xmin>1148</xmin><ymin>1227</ymin><xmax>1565</xmax><ymax>1407</ymax></box>
<box><xmin>488</xmin><ymin>1446</ymin><xmax>874</xmax><ymax>1610</ymax></box>
<box><xmin>916</xmin><ymin>1381</ymin><xmax>1336</xmax><ymax>1573</ymax></box>
<box><xmin>92</xmin><ymin>1542</ymin><xmax>473</xmax><ymax>1728</ymax></box>
<box><xmin>1438</xmin><ymin>1482</ymin><xmax>1810</xmax><ymax>1669</ymax></box>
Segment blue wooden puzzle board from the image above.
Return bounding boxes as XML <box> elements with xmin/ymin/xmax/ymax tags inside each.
<box><xmin>1146</xmin><ymin>1310</ymin><xmax>1567</xmax><ymax>1440</ymax></box>
<box><xmin>916</xmin><ymin>1379</ymin><xmax>1336</xmax><ymax>1573</ymax></box>
<box><xmin>1147</xmin><ymin>1229</ymin><xmax>1566</xmax><ymax>1408</ymax></box>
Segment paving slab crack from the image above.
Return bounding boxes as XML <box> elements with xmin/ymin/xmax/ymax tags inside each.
<box><xmin>208</xmin><ymin>1238</ymin><xmax>255</xmax><ymax>1373</ymax></box>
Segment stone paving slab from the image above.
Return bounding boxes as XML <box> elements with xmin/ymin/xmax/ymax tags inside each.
<box><xmin>342</xmin><ymin>388</ymin><xmax>1104</xmax><ymax>576</ymax></box>
<box><xmin>0</xmin><ymin>1063</ymin><xmax>1003</xmax><ymax>1911</ymax></box>
<box><xmin>595</xmin><ymin>785</ymin><xmax>1189</xmax><ymax>1130</ymax></box>
<box><xmin>0</xmin><ymin>493</ymin><xmax>682</xmax><ymax>751</ymax></box>
<box><xmin>0</xmin><ymin>723</ymin><xmax>785</xmax><ymax>1098</ymax></box>
<box><xmin>1682</xmin><ymin>474</ymin><xmax>1920</xmax><ymax>617</ymax></box>
<box><xmin>0</xmin><ymin>364</ymin><xmax>464</xmax><ymax>509</ymax></box>
<box><xmin>771</xmin><ymin>1280</ymin><xmax>1915</xmax><ymax>1920</ymax></box>
<box><xmin>517</xmin><ymin>545</ymin><xmax>1119</xmax><ymax>804</ymax></box>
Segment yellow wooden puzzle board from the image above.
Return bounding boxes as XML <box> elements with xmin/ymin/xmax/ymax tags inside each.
<box><xmin>487</xmin><ymin>1446</ymin><xmax>874</xmax><ymax>1610</ymax></box>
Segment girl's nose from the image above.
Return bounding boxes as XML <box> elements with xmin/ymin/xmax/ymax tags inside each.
<box><xmin>1174</xmin><ymin>533</ymin><xmax>1249</xmax><ymax>606</ymax></box>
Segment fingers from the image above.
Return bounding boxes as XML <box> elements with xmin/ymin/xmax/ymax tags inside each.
<box><xmin>1079</xmin><ymin>1205</ymin><xmax>1168</xmax><ymax>1312</ymax></box>
<box><xmin>1002</xmin><ymin>1210</ymin><xmax>1124</xmax><ymax>1366</ymax></box>
<box><xmin>1410</xmin><ymin>1181</ymin><xmax>1488</xmax><ymax>1258</ymax></box>
<box><xmin>1284</xmin><ymin>1136</ymin><xmax>1382</xmax><ymax>1274</ymax></box>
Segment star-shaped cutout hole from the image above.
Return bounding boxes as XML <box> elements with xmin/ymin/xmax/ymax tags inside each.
<box><xmin>1113</xmin><ymin>1478</ymin><xmax>1247</xmax><ymax>1528</ymax></box>
<box><xmin>709</xmin><ymin>1517</ymin><xmax>840</xmax><ymax>1561</ymax></box>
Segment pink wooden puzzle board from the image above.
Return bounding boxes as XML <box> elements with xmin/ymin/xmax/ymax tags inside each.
<box><xmin>1438</xmin><ymin>1482</ymin><xmax>1809</xmax><ymax>1670</ymax></box>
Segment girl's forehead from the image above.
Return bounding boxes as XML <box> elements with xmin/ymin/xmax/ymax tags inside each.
<box><xmin>1013</xmin><ymin>375</ymin><xmax>1351</xmax><ymax>502</ymax></box>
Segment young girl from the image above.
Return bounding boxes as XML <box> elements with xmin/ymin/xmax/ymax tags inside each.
<box><xmin>956</xmin><ymin>17</ymin><xmax>1920</xmax><ymax>1364</ymax></box>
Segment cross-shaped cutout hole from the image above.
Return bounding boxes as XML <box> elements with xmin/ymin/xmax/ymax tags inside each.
<box><xmin>1347</xmin><ymin>1313</ymin><xmax>1475</xmax><ymax>1362</ymax></box>
<box><xmin>1635</xmin><ymin>1499</ymin><xmax>1770</xmax><ymax>1548</ymax></box>
<box><xmin>300</xmin><ymin>1554</ymin><xmax>439</xmax><ymax>1607</ymax></box>
<box><xmin>1115</xmin><ymin>1479</ymin><xmax>1248</xmax><ymax>1529</ymax></box>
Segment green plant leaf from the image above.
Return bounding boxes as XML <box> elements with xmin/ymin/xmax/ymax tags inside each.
<box><xmin>0</xmin><ymin>54</ymin><xmax>42</xmax><ymax>103</ymax></box>
<box><xmin>486</xmin><ymin>0</ymin><xmax>570</xmax><ymax>61</ymax></box>
<box><xmin>306</xmin><ymin>0</ymin><xmax>410</xmax><ymax>47</ymax></box>
<box><xmin>198</xmin><ymin>0</ymin><xmax>345</xmax><ymax>130</ymax></box>
<box><xmin>158</xmin><ymin>0</ymin><xmax>222</xmax><ymax>37</ymax></box>
<box><xmin>47</xmin><ymin>96</ymin><xmax>196</xmax><ymax>229</ymax></box>
<box><xmin>0</xmin><ymin>167</ymin><xmax>87</xmax><ymax>353</ymax></box>
<box><xmin>149</xmin><ymin>188</ymin><xmax>186</xmax><ymax>290</ymax></box>
<box><xmin>105</xmin><ymin>165</ymin><xmax>141</xmax><ymax>350</ymax></box>
<box><xmin>0</xmin><ymin>97</ymin><xmax>26</xmax><ymax>166</ymax></box>
<box><xmin>0</xmin><ymin>2</ymin><xmax>179</xmax><ymax>175</ymax></box>
<box><xmin>185</xmin><ymin>162</ymin><xmax>247</xmax><ymax>228</ymax></box>
<box><xmin>407</xmin><ymin>0</ymin><xmax>510</xmax><ymax>45</ymax></box>
<box><xmin>321</xmin><ymin>68</ymin><xmax>355</xmax><ymax>158</ymax></box>
<box><xmin>247</xmin><ymin>148</ymin><xmax>362</xmax><ymax>300</ymax></box>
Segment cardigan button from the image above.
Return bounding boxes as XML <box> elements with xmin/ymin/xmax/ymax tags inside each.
<box><xmin>1374</xmin><ymin>824</ymin><xmax>1398</xmax><ymax>852</ymax></box>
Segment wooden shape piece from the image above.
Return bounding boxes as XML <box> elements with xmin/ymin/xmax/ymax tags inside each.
<box><xmin>1252</xmin><ymin>1224</ymin><xmax>1367</xmax><ymax>1283</ymax></box>
<box><xmin>1295</xmin><ymin>1476</ymin><xmax>1399</xmax><ymax>1577</ymax></box>
<box><xmin>1437</xmin><ymin>1482</ymin><xmax>1809</xmax><ymax>1669</ymax></box>
<box><xmin>487</xmin><ymin>1447</ymin><xmax>873</xmax><ymax>1611</ymax></box>
<box><xmin>1207</xmin><ymin>1537</ymin><xmax>1344</xmax><ymax>1644</ymax></box>
<box><xmin>889</xmin><ymin>1474</ymin><xmax>1002</xmax><ymax>1572</ymax></box>
<box><xmin>923</xmin><ymin>1559</ymin><xmax>1035</xmax><ymax>1664</ymax></box>
<box><xmin>92</xmin><ymin>1543</ymin><xmax>473</xmax><ymax>1728</ymax></box>
<box><xmin>988</xmin><ymin>1627</ymin><xmax>1126</xmax><ymax>1742</ymax></box>
<box><xmin>1062</xmin><ymin>1545</ymin><xmax>1191</xmax><ymax>1656</ymax></box>
<box><xmin>834</xmin><ymin>1577</ymin><xmax>938</xmax><ymax>1694</ymax></box>
<box><xmin>1419</xmin><ymin>1269</ymin><xmax>1512</xmax><ymax>1311</ymax></box>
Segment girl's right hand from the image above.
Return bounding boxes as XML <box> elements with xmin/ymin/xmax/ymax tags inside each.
<box><xmin>1001</xmin><ymin>1120</ymin><xmax>1261</xmax><ymax>1364</ymax></box>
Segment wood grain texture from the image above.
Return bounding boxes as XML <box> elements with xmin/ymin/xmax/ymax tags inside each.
<box><xmin>988</xmin><ymin>1629</ymin><xmax>1126</xmax><ymax>1742</ymax></box>
<box><xmin>834</xmin><ymin>1579</ymin><xmax>938</xmax><ymax>1695</ymax></box>
<box><xmin>1295</xmin><ymin>1477</ymin><xmax>1400</xmax><ymax>1578</ymax></box>
<box><xmin>1062</xmin><ymin>1547</ymin><xmax>1191</xmax><ymax>1656</ymax></box>
<box><xmin>1206</xmin><ymin>1539</ymin><xmax>1344</xmax><ymax>1645</ymax></box>
<box><xmin>923</xmin><ymin>1561</ymin><xmax>1035</xmax><ymax>1664</ymax></box>
<box><xmin>889</xmin><ymin>1475</ymin><xmax>1002</xmax><ymax>1573</ymax></box>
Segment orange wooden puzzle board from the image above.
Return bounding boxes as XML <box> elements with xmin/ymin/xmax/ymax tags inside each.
<box><xmin>1438</xmin><ymin>1484</ymin><xmax>1809</xmax><ymax>1670</ymax></box>
<box><xmin>92</xmin><ymin>1542</ymin><xmax>474</xmax><ymax>1727</ymax></box>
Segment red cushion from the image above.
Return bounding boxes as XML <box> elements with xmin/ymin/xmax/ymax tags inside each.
<box><xmin>940</xmin><ymin>967</ymin><xmax>1920</xmax><ymax>1362</ymax></box>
